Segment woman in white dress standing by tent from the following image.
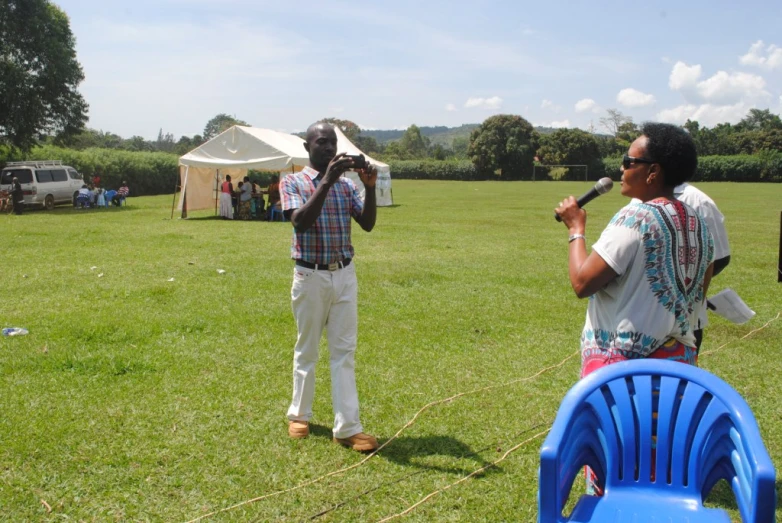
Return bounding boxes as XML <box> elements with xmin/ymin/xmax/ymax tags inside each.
<box><xmin>219</xmin><ymin>174</ymin><xmax>234</xmax><ymax>219</ymax></box>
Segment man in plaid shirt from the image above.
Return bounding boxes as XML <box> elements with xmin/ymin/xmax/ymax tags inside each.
<box><xmin>280</xmin><ymin>122</ymin><xmax>378</xmax><ymax>452</ymax></box>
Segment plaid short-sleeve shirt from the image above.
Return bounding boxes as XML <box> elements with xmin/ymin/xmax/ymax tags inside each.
<box><xmin>280</xmin><ymin>166</ymin><xmax>364</xmax><ymax>264</ymax></box>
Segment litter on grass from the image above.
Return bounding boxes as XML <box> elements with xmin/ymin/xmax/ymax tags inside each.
<box><xmin>2</xmin><ymin>328</ymin><xmax>29</xmax><ymax>336</ymax></box>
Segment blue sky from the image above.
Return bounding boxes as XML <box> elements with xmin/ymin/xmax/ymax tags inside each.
<box><xmin>57</xmin><ymin>0</ymin><xmax>782</xmax><ymax>140</ymax></box>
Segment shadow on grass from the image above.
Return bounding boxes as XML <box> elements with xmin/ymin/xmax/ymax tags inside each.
<box><xmin>181</xmin><ymin>215</ymin><xmax>281</xmax><ymax>222</ymax></box>
<box><xmin>376</xmin><ymin>434</ymin><xmax>494</xmax><ymax>476</ymax></box>
<box><xmin>17</xmin><ymin>205</ymin><xmax>133</xmax><ymax>217</ymax></box>
<box><xmin>702</xmin><ymin>478</ymin><xmax>740</xmax><ymax>511</ymax></box>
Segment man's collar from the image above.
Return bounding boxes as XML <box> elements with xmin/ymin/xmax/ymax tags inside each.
<box><xmin>302</xmin><ymin>166</ymin><xmax>319</xmax><ymax>180</ymax></box>
<box><xmin>673</xmin><ymin>182</ymin><xmax>688</xmax><ymax>196</ymax></box>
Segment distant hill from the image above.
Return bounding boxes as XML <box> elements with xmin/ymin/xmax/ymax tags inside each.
<box><xmin>361</xmin><ymin>123</ymin><xmax>561</xmax><ymax>147</ymax></box>
<box><xmin>360</xmin><ymin>124</ymin><xmax>479</xmax><ymax>146</ymax></box>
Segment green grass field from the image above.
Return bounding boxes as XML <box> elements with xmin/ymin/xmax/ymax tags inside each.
<box><xmin>1</xmin><ymin>181</ymin><xmax>780</xmax><ymax>522</ymax></box>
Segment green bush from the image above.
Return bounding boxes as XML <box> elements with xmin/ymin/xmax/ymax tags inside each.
<box><xmin>387</xmin><ymin>160</ymin><xmax>482</xmax><ymax>180</ymax></box>
<box><xmin>603</xmin><ymin>154</ymin><xmax>782</xmax><ymax>183</ymax></box>
<box><xmin>0</xmin><ymin>146</ymin><xmax>179</xmax><ymax>195</ymax></box>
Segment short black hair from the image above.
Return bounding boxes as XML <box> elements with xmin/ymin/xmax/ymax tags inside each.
<box><xmin>640</xmin><ymin>122</ymin><xmax>698</xmax><ymax>187</ymax></box>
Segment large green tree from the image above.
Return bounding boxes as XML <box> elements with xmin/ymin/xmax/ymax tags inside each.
<box><xmin>398</xmin><ymin>124</ymin><xmax>429</xmax><ymax>158</ymax></box>
<box><xmin>599</xmin><ymin>109</ymin><xmax>632</xmax><ymax>137</ymax></box>
<box><xmin>0</xmin><ymin>0</ymin><xmax>88</xmax><ymax>150</ymax></box>
<box><xmin>468</xmin><ymin>114</ymin><xmax>538</xmax><ymax>179</ymax></box>
<box><xmin>736</xmin><ymin>108</ymin><xmax>782</xmax><ymax>132</ymax></box>
<box><xmin>320</xmin><ymin>117</ymin><xmax>360</xmax><ymax>141</ymax></box>
<box><xmin>203</xmin><ymin>113</ymin><xmax>249</xmax><ymax>141</ymax></box>
<box><xmin>537</xmin><ymin>128</ymin><xmax>604</xmax><ymax>179</ymax></box>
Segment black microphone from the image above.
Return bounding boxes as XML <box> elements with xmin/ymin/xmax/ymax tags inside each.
<box><xmin>554</xmin><ymin>177</ymin><xmax>614</xmax><ymax>222</ymax></box>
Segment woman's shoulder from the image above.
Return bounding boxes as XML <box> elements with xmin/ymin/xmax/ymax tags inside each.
<box><xmin>607</xmin><ymin>200</ymin><xmax>655</xmax><ymax>230</ymax></box>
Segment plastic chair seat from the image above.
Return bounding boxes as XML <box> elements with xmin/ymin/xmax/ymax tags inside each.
<box><xmin>567</xmin><ymin>489</ymin><xmax>732</xmax><ymax>523</ymax></box>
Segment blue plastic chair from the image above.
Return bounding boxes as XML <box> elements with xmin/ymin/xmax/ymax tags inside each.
<box><xmin>538</xmin><ymin>360</ymin><xmax>776</xmax><ymax>523</ymax></box>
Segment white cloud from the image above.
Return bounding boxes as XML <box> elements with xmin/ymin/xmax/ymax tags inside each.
<box><xmin>656</xmin><ymin>104</ymin><xmax>699</xmax><ymax>124</ymax></box>
<box><xmin>695</xmin><ymin>71</ymin><xmax>769</xmax><ymax>104</ymax></box>
<box><xmin>464</xmin><ymin>96</ymin><xmax>503</xmax><ymax>110</ymax></box>
<box><xmin>574</xmin><ymin>98</ymin><xmax>599</xmax><ymax>113</ymax></box>
<box><xmin>657</xmin><ymin>102</ymin><xmax>751</xmax><ymax>127</ymax></box>
<box><xmin>617</xmin><ymin>88</ymin><xmax>656</xmax><ymax>107</ymax></box>
<box><xmin>739</xmin><ymin>40</ymin><xmax>782</xmax><ymax>70</ymax></box>
<box><xmin>668</xmin><ymin>61</ymin><xmax>769</xmax><ymax>105</ymax></box>
<box><xmin>541</xmin><ymin>99</ymin><xmax>561</xmax><ymax>111</ymax></box>
<box><xmin>668</xmin><ymin>61</ymin><xmax>702</xmax><ymax>91</ymax></box>
<box><xmin>549</xmin><ymin>119</ymin><xmax>571</xmax><ymax>128</ymax></box>
<box><xmin>445</xmin><ymin>103</ymin><xmax>457</xmax><ymax>112</ymax></box>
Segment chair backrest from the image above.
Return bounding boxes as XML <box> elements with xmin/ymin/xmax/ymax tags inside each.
<box><xmin>547</xmin><ymin>360</ymin><xmax>775</xmax><ymax>522</ymax></box>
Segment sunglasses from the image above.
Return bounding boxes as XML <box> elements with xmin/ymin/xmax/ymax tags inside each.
<box><xmin>622</xmin><ymin>155</ymin><xmax>656</xmax><ymax>169</ymax></box>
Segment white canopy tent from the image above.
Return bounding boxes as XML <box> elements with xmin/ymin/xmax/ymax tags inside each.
<box><xmin>175</xmin><ymin>124</ymin><xmax>393</xmax><ymax>217</ymax></box>
<box><xmin>176</xmin><ymin>126</ymin><xmax>309</xmax><ymax>216</ymax></box>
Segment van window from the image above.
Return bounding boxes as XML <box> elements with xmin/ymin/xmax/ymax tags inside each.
<box><xmin>1</xmin><ymin>169</ymin><xmax>34</xmax><ymax>184</ymax></box>
<box><xmin>51</xmin><ymin>169</ymin><xmax>68</xmax><ymax>182</ymax></box>
<box><xmin>68</xmin><ymin>169</ymin><xmax>82</xmax><ymax>180</ymax></box>
<box><xmin>36</xmin><ymin>170</ymin><xmax>53</xmax><ymax>183</ymax></box>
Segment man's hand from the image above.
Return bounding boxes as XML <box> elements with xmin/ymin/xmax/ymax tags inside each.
<box><xmin>323</xmin><ymin>153</ymin><xmax>353</xmax><ymax>186</ymax></box>
<box><xmin>357</xmin><ymin>163</ymin><xmax>378</xmax><ymax>188</ymax></box>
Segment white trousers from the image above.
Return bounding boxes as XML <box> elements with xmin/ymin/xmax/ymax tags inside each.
<box><xmin>219</xmin><ymin>192</ymin><xmax>233</xmax><ymax>219</ymax></box>
<box><xmin>286</xmin><ymin>262</ymin><xmax>363</xmax><ymax>438</ymax></box>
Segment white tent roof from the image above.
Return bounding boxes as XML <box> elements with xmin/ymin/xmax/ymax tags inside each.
<box><xmin>179</xmin><ymin>125</ymin><xmax>308</xmax><ymax>170</ymax></box>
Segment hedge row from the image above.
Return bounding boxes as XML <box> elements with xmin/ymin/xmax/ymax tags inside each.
<box><xmin>0</xmin><ymin>145</ymin><xmax>179</xmax><ymax>195</ymax></box>
<box><xmin>2</xmin><ymin>146</ymin><xmax>778</xmax><ymax>195</ymax></box>
<box><xmin>386</xmin><ymin>160</ymin><xmax>483</xmax><ymax>180</ymax></box>
<box><xmin>604</xmin><ymin>154</ymin><xmax>782</xmax><ymax>182</ymax></box>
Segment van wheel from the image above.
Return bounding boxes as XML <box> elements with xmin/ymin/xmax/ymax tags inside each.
<box><xmin>44</xmin><ymin>195</ymin><xmax>55</xmax><ymax>210</ymax></box>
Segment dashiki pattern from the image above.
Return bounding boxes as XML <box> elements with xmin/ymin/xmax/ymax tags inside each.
<box><xmin>581</xmin><ymin>198</ymin><xmax>714</xmax><ymax>377</ymax></box>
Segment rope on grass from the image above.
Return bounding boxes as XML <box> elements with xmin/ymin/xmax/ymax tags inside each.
<box><xmin>370</xmin><ymin>312</ymin><xmax>780</xmax><ymax>522</ymax></box>
<box><xmin>307</xmin><ymin>422</ymin><xmax>549</xmax><ymax>521</ymax></box>
<box><xmin>182</xmin><ymin>351</ymin><xmax>578</xmax><ymax>523</ymax></box>
<box><xmin>376</xmin><ymin>428</ymin><xmax>551</xmax><ymax>523</ymax></box>
<box><xmin>699</xmin><ymin>312</ymin><xmax>780</xmax><ymax>357</ymax></box>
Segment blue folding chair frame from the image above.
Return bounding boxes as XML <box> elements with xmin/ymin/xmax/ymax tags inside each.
<box><xmin>538</xmin><ymin>360</ymin><xmax>776</xmax><ymax>523</ymax></box>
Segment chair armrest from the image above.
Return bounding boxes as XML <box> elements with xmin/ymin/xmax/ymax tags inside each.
<box><xmin>539</xmin><ymin>406</ymin><xmax>608</xmax><ymax>522</ymax></box>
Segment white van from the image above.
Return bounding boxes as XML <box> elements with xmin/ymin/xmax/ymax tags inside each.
<box><xmin>0</xmin><ymin>160</ymin><xmax>84</xmax><ymax>210</ymax></box>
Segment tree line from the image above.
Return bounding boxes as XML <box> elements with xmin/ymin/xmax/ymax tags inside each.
<box><xmin>1</xmin><ymin>0</ymin><xmax>780</xmax><ymax>188</ymax></box>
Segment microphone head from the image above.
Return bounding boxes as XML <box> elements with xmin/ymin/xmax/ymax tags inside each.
<box><xmin>595</xmin><ymin>177</ymin><xmax>614</xmax><ymax>195</ymax></box>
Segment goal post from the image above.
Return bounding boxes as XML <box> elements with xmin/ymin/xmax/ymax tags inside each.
<box><xmin>532</xmin><ymin>164</ymin><xmax>588</xmax><ymax>181</ymax></box>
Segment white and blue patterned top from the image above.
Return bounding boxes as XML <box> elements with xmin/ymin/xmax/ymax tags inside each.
<box><xmin>581</xmin><ymin>198</ymin><xmax>714</xmax><ymax>365</ymax></box>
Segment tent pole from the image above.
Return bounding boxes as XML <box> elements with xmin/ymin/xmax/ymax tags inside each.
<box><xmin>170</xmin><ymin>165</ymin><xmax>180</xmax><ymax>219</ymax></box>
<box><xmin>215</xmin><ymin>169</ymin><xmax>219</xmax><ymax>216</ymax></box>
